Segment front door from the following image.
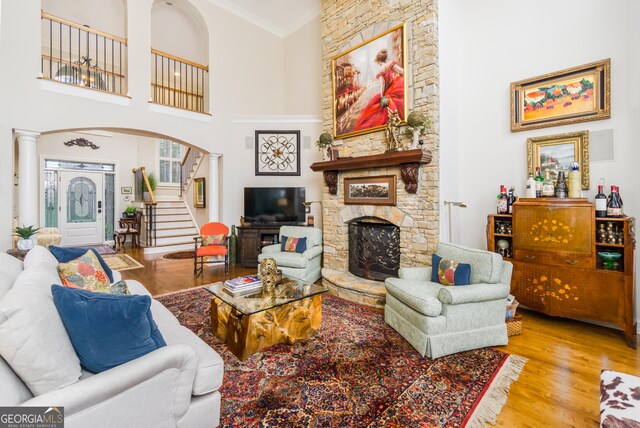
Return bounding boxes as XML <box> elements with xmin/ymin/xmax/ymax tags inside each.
<box><xmin>60</xmin><ymin>171</ymin><xmax>104</xmax><ymax>246</ymax></box>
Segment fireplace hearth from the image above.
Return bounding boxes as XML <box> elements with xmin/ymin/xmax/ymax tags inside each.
<box><xmin>348</xmin><ymin>218</ymin><xmax>400</xmax><ymax>281</ymax></box>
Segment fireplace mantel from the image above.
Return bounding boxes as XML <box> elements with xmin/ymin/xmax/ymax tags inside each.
<box><xmin>310</xmin><ymin>148</ymin><xmax>432</xmax><ymax>194</ymax></box>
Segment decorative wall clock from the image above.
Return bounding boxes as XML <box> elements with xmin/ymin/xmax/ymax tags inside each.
<box><xmin>255</xmin><ymin>130</ymin><xmax>301</xmax><ymax>176</ymax></box>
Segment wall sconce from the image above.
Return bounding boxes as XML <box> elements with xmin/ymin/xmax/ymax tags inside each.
<box><xmin>303</xmin><ymin>201</ymin><xmax>322</xmax><ymax>227</ymax></box>
<box><xmin>443</xmin><ymin>201</ymin><xmax>467</xmax><ymax>243</ymax></box>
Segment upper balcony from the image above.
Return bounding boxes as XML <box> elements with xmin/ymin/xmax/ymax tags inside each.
<box><xmin>40</xmin><ymin>1</ymin><xmax>210</xmax><ymax>115</ymax></box>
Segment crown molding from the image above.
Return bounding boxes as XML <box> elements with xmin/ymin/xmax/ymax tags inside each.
<box><xmin>207</xmin><ymin>0</ymin><xmax>320</xmax><ymax>39</ymax></box>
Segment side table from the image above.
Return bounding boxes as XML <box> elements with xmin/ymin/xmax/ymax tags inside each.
<box><xmin>6</xmin><ymin>248</ymin><xmax>29</xmax><ymax>261</ymax></box>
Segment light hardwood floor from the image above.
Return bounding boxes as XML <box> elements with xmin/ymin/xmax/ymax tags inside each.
<box><xmin>119</xmin><ymin>247</ymin><xmax>639</xmax><ymax>427</ymax></box>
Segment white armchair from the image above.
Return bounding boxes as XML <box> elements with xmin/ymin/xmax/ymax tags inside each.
<box><xmin>258</xmin><ymin>226</ymin><xmax>322</xmax><ymax>283</ymax></box>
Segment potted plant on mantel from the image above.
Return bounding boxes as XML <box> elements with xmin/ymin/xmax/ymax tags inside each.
<box><xmin>13</xmin><ymin>224</ymin><xmax>40</xmax><ymax>251</ymax></box>
<box><xmin>316</xmin><ymin>132</ymin><xmax>337</xmax><ymax>161</ymax></box>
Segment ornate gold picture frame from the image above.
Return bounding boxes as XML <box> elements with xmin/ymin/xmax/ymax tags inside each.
<box><xmin>194</xmin><ymin>177</ymin><xmax>206</xmax><ymax>208</ymax></box>
<box><xmin>331</xmin><ymin>23</ymin><xmax>408</xmax><ymax>139</ymax></box>
<box><xmin>344</xmin><ymin>175</ymin><xmax>397</xmax><ymax>206</ymax></box>
<box><xmin>527</xmin><ymin>131</ymin><xmax>589</xmax><ymax>189</ymax></box>
<box><xmin>511</xmin><ymin>59</ymin><xmax>610</xmax><ymax>132</ymax></box>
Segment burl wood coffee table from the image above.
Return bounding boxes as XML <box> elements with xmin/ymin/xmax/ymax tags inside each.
<box><xmin>204</xmin><ymin>278</ymin><xmax>327</xmax><ymax>361</ymax></box>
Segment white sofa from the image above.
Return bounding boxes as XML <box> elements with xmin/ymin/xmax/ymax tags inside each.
<box><xmin>0</xmin><ymin>246</ymin><xmax>224</xmax><ymax>428</ymax></box>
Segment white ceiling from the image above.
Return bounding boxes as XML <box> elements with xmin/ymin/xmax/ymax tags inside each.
<box><xmin>207</xmin><ymin>0</ymin><xmax>321</xmax><ymax>38</ymax></box>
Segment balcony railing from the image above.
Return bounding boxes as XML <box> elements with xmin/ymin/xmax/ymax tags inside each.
<box><xmin>151</xmin><ymin>49</ymin><xmax>208</xmax><ymax>113</ymax></box>
<box><xmin>41</xmin><ymin>11</ymin><xmax>127</xmax><ymax>96</ymax></box>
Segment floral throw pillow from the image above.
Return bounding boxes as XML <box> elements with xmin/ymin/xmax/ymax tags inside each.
<box><xmin>202</xmin><ymin>234</ymin><xmax>226</xmax><ymax>246</ymax></box>
<box><xmin>57</xmin><ymin>250</ymin><xmax>111</xmax><ymax>292</ymax></box>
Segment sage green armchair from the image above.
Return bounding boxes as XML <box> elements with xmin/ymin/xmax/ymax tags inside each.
<box><xmin>384</xmin><ymin>242</ymin><xmax>512</xmax><ymax>358</ymax></box>
<box><xmin>258</xmin><ymin>226</ymin><xmax>322</xmax><ymax>283</ymax></box>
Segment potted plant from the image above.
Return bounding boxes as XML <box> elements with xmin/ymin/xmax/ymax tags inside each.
<box><xmin>123</xmin><ymin>206</ymin><xmax>138</xmax><ymax>218</ymax></box>
<box><xmin>403</xmin><ymin>110</ymin><xmax>431</xmax><ymax>149</ymax></box>
<box><xmin>144</xmin><ymin>172</ymin><xmax>158</xmax><ymax>201</ymax></box>
<box><xmin>315</xmin><ymin>132</ymin><xmax>335</xmax><ymax>160</ymax></box>
<box><xmin>13</xmin><ymin>224</ymin><xmax>40</xmax><ymax>251</ymax></box>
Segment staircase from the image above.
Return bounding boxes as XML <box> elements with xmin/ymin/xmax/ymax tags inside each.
<box><xmin>143</xmin><ymin>199</ymin><xmax>199</xmax><ymax>254</ymax></box>
<box><xmin>180</xmin><ymin>148</ymin><xmax>204</xmax><ymax>197</ymax></box>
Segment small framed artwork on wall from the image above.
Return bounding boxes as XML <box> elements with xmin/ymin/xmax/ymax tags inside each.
<box><xmin>121</xmin><ymin>187</ymin><xmax>132</xmax><ymax>194</ymax></box>
<box><xmin>255</xmin><ymin>130</ymin><xmax>300</xmax><ymax>176</ymax></box>
<box><xmin>511</xmin><ymin>59</ymin><xmax>610</xmax><ymax>132</ymax></box>
<box><xmin>527</xmin><ymin>131</ymin><xmax>590</xmax><ymax>189</ymax></box>
<box><xmin>344</xmin><ymin>175</ymin><xmax>397</xmax><ymax>206</ymax></box>
<box><xmin>194</xmin><ymin>177</ymin><xmax>206</xmax><ymax>208</ymax></box>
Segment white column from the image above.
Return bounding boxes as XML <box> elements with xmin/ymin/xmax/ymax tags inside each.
<box><xmin>208</xmin><ymin>154</ymin><xmax>221</xmax><ymax>222</ymax></box>
<box><xmin>15</xmin><ymin>129</ymin><xmax>40</xmax><ymax>228</ymax></box>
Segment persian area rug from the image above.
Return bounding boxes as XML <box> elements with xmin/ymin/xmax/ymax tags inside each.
<box><xmin>158</xmin><ymin>288</ymin><xmax>526</xmax><ymax>427</ymax></box>
<box><xmin>102</xmin><ymin>254</ymin><xmax>144</xmax><ymax>271</ymax></box>
<box><xmin>75</xmin><ymin>244</ymin><xmax>117</xmax><ymax>255</ymax></box>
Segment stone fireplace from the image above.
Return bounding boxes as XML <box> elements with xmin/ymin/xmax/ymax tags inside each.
<box><xmin>348</xmin><ymin>218</ymin><xmax>400</xmax><ymax>281</ymax></box>
<box><xmin>319</xmin><ymin>1</ymin><xmax>439</xmax><ymax>308</ymax></box>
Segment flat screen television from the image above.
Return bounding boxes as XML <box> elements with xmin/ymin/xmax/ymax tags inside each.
<box><xmin>244</xmin><ymin>187</ymin><xmax>306</xmax><ymax>225</ymax></box>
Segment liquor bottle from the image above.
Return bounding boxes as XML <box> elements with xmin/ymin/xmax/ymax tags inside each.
<box><xmin>542</xmin><ymin>170</ymin><xmax>555</xmax><ymax>197</ymax></box>
<box><xmin>496</xmin><ymin>185</ymin><xmax>508</xmax><ymax>214</ymax></box>
<box><xmin>554</xmin><ymin>171</ymin><xmax>568</xmax><ymax>198</ymax></box>
<box><xmin>617</xmin><ymin>185</ymin><xmax>624</xmax><ymax>206</ymax></box>
<box><xmin>525</xmin><ymin>173</ymin><xmax>537</xmax><ymax>198</ymax></box>
<box><xmin>507</xmin><ymin>187</ymin><xmax>516</xmax><ymax>214</ymax></box>
<box><xmin>607</xmin><ymin>186</ymin><xmax>623</xmax><ymax>217</ymax></box>
<box><xmin>534</xmin><ymin>167</ymin><xmax>544</xmax><ymax>197</ymax></box>
<box><xmin>595</xmin><ymin>185</ymin><xmax>607</xmax><ymax>218</ymax></box>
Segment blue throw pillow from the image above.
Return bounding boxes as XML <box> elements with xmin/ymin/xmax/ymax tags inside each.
<box><xmin>49</xmin><ymin>245</ymin><xmax>114</xmax><ymax>283</ymax></box>
<box><xmin>51</xmin><ymin>285</ymin><xmax>166</xmax><ymax>373</ymax></box>
<box><xmin>280</xmin><ymin>235</ymin><xmax>307</xmax><ymax>253</ymax></box>
<box><xmin>431</xmin><ymin>253</ymin><xmax>471</xmax><ymax>286</ymax></box>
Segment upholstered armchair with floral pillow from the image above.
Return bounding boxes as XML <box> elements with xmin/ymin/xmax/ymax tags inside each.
<box><xmin>384</xmin><ymin>242</ymin><xmax>513</xmax><ymax>358</ymax></box>
<box><xmin>258</xmin><ymin>226</ymin><xmax>322</xmax><ymax>283</ymax></box>
<box><xmin>194</xmin><ymin>222</ymin><xmax>229</xmax><ymax>275</ymax></box>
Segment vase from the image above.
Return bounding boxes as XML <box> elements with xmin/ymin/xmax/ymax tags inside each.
<box><xmin>260</xmin><ymin>258</ymin><xmax>278</xmax><ymax>296</ymax></box>
<box><xmin>229</xmin><ymin>225</ymin><xmax>237</xmax><ymax>266</ymax></box>
<box><xmin>17</xmin><ymin>238</ymin><xmax>35</xmax><ymax>251</ymax></box>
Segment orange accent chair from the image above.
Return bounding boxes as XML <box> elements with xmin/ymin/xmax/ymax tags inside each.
<box><xmin>194</xmin><ymin>222</ymin><xmax>229</xmax><ymax>275</ymax></box>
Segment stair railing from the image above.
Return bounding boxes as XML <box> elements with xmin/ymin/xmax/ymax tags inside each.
<box><xmin>179</xmin><ymin>147</ymin><xmax>199</xmax><ymax>197</ymax></box>
<box><xmin>132</xmin><ymin>167</ymin><xmax>157</xmax><ymax>247</ymax></box>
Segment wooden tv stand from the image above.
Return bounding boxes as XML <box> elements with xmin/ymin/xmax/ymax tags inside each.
<box><xmin>236</xmin><ymin>225</ymin><xmax>282</xmax><ymax>268</ymax></box>
<box><xmin>487</xmin><ymin>198</ymin><xmax>636</xmax><ymax>348</ymax></box>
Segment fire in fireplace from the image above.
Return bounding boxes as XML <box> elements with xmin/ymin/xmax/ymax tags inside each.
<box><xmin>348</xmin><ymin>218</ymin><xmax>400</xmax><ymax>281</ymax></box>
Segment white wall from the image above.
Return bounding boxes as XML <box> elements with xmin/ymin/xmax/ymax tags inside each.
<box><xmin>440</xmin><ymin>0</ymin><xmax>640</xmax><ymax>321</ymax></box>
<box><xmin>41</xmin><ymin>0</ymin><xmax>126</xmax><ymax>38</ymax></box>
<box><xmin>151</xmin><ymin>1</ymin><xmax>205</xmax><ymax>63</ymax></box>
<box><xmin>0</xmin><ymin>0</ymin><xmax>299</xmax><ymax>249</ymax></box>
<box><xmin>283</xmin><ymin>16</ymin><xmax>321</xmax><ymax>115</ymax></box>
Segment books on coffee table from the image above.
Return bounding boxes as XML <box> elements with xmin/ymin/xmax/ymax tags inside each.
<box><xmin>223</xmin><ymin>275</ymin><xmax>262</xmax><ymax>296</ymax></box>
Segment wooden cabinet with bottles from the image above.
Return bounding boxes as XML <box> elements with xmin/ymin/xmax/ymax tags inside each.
<box><xmin>487</xmin><ymin>198</ymin><xmax>636</xmax><ymax>348</ymax></box>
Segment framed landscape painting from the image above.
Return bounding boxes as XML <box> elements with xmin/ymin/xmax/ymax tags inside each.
<box><xmin>194</xmin><ymin>177</ymin><xmax>206</xmax><ymax>208</ymax></box>
<box><xmin>511</xmin><ymin>59</ymin><xmax>610</xmax><ymax>132</ymax></box>
<box><xmin>527</xmin><ymin>131</ymin><xmax>590</xmax><ymax>189</ymax></box>
<box><xmin>332</xmin><ymin>23</ymin><xmax>408</xmax><ymax>139</ymax></box>
<box><xmin>344</xmin><ymin>175</ymin><xmax>396</xmax><ymax>206</ymax></box>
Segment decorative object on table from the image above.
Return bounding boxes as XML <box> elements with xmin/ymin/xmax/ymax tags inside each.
<box><xmin>567</xmin><ymin>161</ymin><xmax>582</xmax><ymax>198</ymax></box>
<box><xmin>276</xmin><ymin>269</ymin><xmax>283</xmax><ymax>285</ymax></box>
<box><xmin>13</xmin><ymin>224</ymin><xmax>39</xmax><ymax>251</ymax></box>
<box><xmin>121</xmin><ymin>186</ymin><xmax>132</xmax><ymax>194</ymax></box>
<box><xmin>527</xmin><ymin>130</ymin><xmax>589</xmax><ymax>190</ymax></box>
<box><xmin>598</xmin><ymin>251</ymin><xmax>622</xmax><ymax>270</ymax></box>
<box><xmin>255</xmin><ymin>130</ymin><xmax>300</xmax><ymax>176</ymax></box>
<box><xmin>597</xmin><ymin>223</ymin><xmax>607</xmax><ymax>243</ymax></box>
<box><xmin>63</xmin><ymin>137</ymin><xmax>100</xmax><ymax>150</ymax></box>
<box><xmin>6</xmin><ymin>248</ymin><xmax>29</xmax><ymax>261</ymax></box>
<box><xmin>403</xmin><ymin>109</ymin><xmax>430</xmax><ymax>149</ymax></box>
<box><xmin>259</xmin><ymin>257</ymin><xmax>278</xmax><ymax>296</ymax></box>
<box><xmin>606</xmin><ymin>185</ymin><xmax>624</xmax><ymax>217</ymax></box>
<box><xmin>497</xmin><ymin>239</ymin><xmax>511</xmax><ymax>258</ymax></box>
<box><xmin>331</xmin><ymin>23</ymin><xmax>407</xmax><ymax>139</ymax></box>
<box><xmin>384</xmin><ymin>108</ymin><xmax>404</xmax><ymax>152</ymax></box>
<box><xmin>595</xmin><ymin>181</ymin><xmax>608</xmax><ymax>217</ymax></box>
<box><xmin>228</xmin><ymin>225</ymin><xmax>238</xmax><ymax>266</ymax></box>
<box><xmin>307</xmin><ymin>214</ymin><xmax>315</xmax><ymax>227</ymax></box>
<box><xmin>101</xmin><ymin>254</ymin><xmax>144</xmax><ymax>271</ymax></box>
<box><xmin>510</xmin><ymin>58</ymin><xmax>610</xmax><ymax>132</ymax></box>
<box><xmin>194</xmin><ymin>177</ymin><xmax>206</xmax><ymax>208</ymax></box>
<box><xmin>122</xmin><ymin>206</ymin><xmax>138</xmax><ymax>218</ymax></box>
<box><xmin>344</xmin><ymin>175</ymin><xmax>396</xmax><ymax>206</ymax></box>
<box><xmin>554</xmin><ymin>171</ymin><xmax>568</xmax><ymax>198</ymax></box>
<box><xmin>160</xmin><ymin>288</ymin><xmax>526</xmax><ymax>426</ymax></box>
